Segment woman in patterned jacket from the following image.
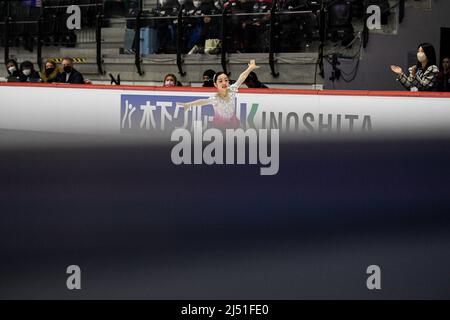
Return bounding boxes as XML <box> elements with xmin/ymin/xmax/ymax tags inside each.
<box><xmin>390</xmin><ymin>43</ymin><xmax>439</xmax><ymax>91</ymax></box>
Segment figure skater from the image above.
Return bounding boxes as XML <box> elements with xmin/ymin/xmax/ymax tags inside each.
<box><xmin>177</xmin><ymin>60</ymin><xmax>260</xmax><ymax>129</ymax></box>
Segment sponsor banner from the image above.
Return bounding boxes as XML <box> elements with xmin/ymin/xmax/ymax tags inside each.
<box><xmin>120</xmin><ymin>93</ymin><xmax>257</xmax><ymax>133</ymax></box>
<box><xmin>121</xmin><ymin>94</ymin><xmax>213</xmax><ymax>133</ymax></box>
<box><xmin>245</xmin><ymin>93</ymin><xmax>450</xmax><ymax>133</ymax></box>
<box><xmin>1</xmin><ymin>84</ymin><xmax>450</xmax><ymax>136</ymax></box>
<box><xmin>120</xmin><ymin>91</ymin><xmax>450</xmax><ymax>134</ymax></box>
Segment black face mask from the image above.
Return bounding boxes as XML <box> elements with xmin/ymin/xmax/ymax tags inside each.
<box><xmin>203</xmin><ymin>79</ymin><xmax>214</xmax><ymax>87</ymax></box>
<box><xmin>63</xmin><ymin>66</ymin><xmax>73</xmax><ymax>73</ymax></box>
<box><xmin>45</xmin><ymin>68</ymin><xmax>55</xmax><ymax>75</ymax></box>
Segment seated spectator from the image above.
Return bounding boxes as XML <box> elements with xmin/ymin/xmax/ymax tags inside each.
<box><xmin>39</xmin><ymin>60</ymin><xmax>61</xmax><ymax>83</ymax></box>
<box><xmin>202</xmin><ymin>69</ymin><xmax>216</xmax><ymax>87</ymax></box>
<box><xmin>5</xmin><ymin>59</ymin><xmax>25</xmax><ymax>82</ymax></box>
<box><xmin>163</xmin><ymin>73</ymin><xmax>183</xmax><ymax>87</ymax></box>
<box><xmin>186</xmin><ymin>0</ymin><xmax>221</xmax><ymax>54</ymax></box>
<box><xmin>391</xmin><ymin>43</ymin><xmax>439</xmax><ymax>91</ymax></box>
<box><xmin>55</xmin><ymin>57</ymin><xmax>85</xmax><ymax>84</ymax></box>
<box><xmin>155</xmin><ymin>0</ymin><xmax>179</xmax><ymax>54</ymax></box>
<box><xmin>188</xmin><ymin>13</ymin><xmax>221</xmax><ymax>54</ymax></box>
<box><xmin>240</xmin><ymin>0</ymin><xmax>272</xmax><ymax>53</ymax></box>
<box><xmin>244</xmin><ymin>71</ymin><xmax>268</xmax><ymax>88</ymax></box>
<box><xmin>437</xmin><ymin>56</ymin><xmax>450</xmax><ymax>92</ymax></box>
<box><xmin>20</xmin><ymin>61</ymin><xmax>41</xmax><ymax>82</ymax></box>
<box><xmin>278</xmin><ymin>0</ymin><xmax>313</xmax><ymax>51</ymax></box>
<box><xmin>182</xmin><ymin>0</ymin><xmax>199</xmax><ymax>52</ymax></box>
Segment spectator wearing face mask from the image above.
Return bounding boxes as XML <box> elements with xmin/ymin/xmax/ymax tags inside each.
<box><xmin>202</xmin><ymin>69</ymin><xmax>216</xmax><ymax>87</ymax></box>
<box><xmin>155</xmin><ymin>0</ymin><xmax>180</xmax><ymax>54</ymax></box>
<box><xmin>184</xmin><ymin>0</ymin><xmax>204</xmax><ymax>51</ymax></box>
<box><xmin>5</xmin><ymin>59</ymin><xmax>24</xmax><ymax>81</ymax></box>
<box><xmin>20</xmin><ymin>61</ymin><xmax>41</xmax><ymax>82</ymax></box>
<box><xmin>240</xmin><ymin>0</ymin><xmax>272</xmax><ymax>53</ymax></box>
<box><xmin>55</xmin><ymin>57</ymin><xmax>85</xmax><ymax>84</ymax></box>
<box><xmin>193</xmin><ymin>0</ymin><xmax>202</xmax><ymax>9</ymax></box>
<box><xmin>163</xmin><ymin>73</ymin><xmax>183</xmax><ymax>87</ymax></box>
<box><xmin>390</xmin><ymin>43</ymin><xmax>439</xmax><ymax>91</ymax></box>
<box><xmin>211</xmin><ymin>0</ymin><xmax>223</xmax><ymax>14</ymax></box>
<box><xmin>437</xmin><ymin>56</ymin><xmax>450</xmax><ymax>92</ymax></box>
<box><xmin>244</xmin><ymin>71</ymin><xmax>268</xmax><ymax>88</ymax></box>
<box><xmin>188</xmin><ymin>12</ymin><xmax>221</xmax><ymax>54</ymax></box>
<box><xmin>39</xmin><ymin>60</ymin><xmax>61</xmax><ymax>83</ymax></box>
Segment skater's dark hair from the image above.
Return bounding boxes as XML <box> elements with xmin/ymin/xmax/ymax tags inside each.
<box><xmin>213</xmin><ymin>72</ymin><xmax>227</xmax><ymax>83</ymax></box>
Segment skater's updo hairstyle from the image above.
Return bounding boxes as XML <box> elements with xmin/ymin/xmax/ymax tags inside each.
<box><xmin>213</xmin><ymin>72</ymin><xmax>227</xmax><ymax>83</ymax></box>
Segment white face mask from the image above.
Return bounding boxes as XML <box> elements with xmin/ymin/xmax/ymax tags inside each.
<box><xmin>193</xmin><ymin>0</ymin><xmax>201</xmax><ymax>8</ymax></box>
<box><xmin>165</xmin><ymin>80</ymin><xmax>175</xmax><ymax>87</ymax></box>
<box><xmin>23</xmin><ymin>69</ymin><xmax>32</xmax><ymax>76</ymax></box>
<box><xmin>8</xmin><ymin>66</ymin><xmax>16</xmax><ymax>73</ymax></box>
<box><xmin>417</xmin><ymin>51</ymin><xmax>427</xmax><ymax>63</ymax></box>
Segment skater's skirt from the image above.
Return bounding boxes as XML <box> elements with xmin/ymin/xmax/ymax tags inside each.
<box><xmin>212</xmin><ymin>114</ymin><xmax>240</xmax><ymax>130</ymax></box>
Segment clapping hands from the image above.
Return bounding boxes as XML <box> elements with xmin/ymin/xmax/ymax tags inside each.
<box><xmin>390</xmin><ymin>65</ymin><xmax>404</xmax><ymax>75</ymax></box>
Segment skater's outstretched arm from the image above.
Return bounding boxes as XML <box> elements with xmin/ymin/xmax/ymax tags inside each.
<box><xmin>177</xmin><ymin>99</ymin><xmax>211</xmax><ymax>110</ymax></box>
<box><xmin>233</xmin><ymin>60</ymin><xmax>260</xmax><ymax>89</ymax></box>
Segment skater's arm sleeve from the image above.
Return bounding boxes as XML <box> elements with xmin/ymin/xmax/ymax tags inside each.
<box><xmin>233</xmin><ymin>61</ymin><xmax>259</xmax><ymax>90</ymax></box>
<box><xmin>178</xmin><ymin>98</ymin><xmax>212</xmax><ymax>109</ymax></box>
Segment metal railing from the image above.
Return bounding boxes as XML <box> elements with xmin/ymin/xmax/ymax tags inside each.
<box><xmin>1</xmin><ymin>0</ymin><xmax>102</xmax><ymax>68</ymax></box>
<box><xmin>1</xmin><ymin>0</ymin><xmax>368</xmax><ymax>79</ymax></box>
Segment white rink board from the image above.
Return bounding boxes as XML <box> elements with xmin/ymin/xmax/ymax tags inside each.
<box><xmin>1</xmin><ymin>84</ymin><xmax>450</xmax><ymax>136</ymax></box>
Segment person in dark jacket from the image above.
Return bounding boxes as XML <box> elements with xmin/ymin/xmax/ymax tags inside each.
<box><xmin>39</xmin><ymin>60</ymin><xmax>61</xmax><ymax>83</ymax></box>
<box><xmin>437</xmin><ymin>56</ymin><xmax>450</xmax><ymax>92</ymax></box>
<box><xmin>20</xmin><ymin>60</ymin><xmax>41</xmax><ymax>82</ymax></box>
<box><xmin>202</xmin><ymin>69</ymin><xmax>216</xmax><ymax>87</ymax></box>
<box><xmin>5</xmin><ymin>59</ymin><xmax>25</xmax><ymax>82</ymax></box>
<box><xmin>55</xmin><ymin>57</ymin><xmax>85</xmax><ymax>84</ymax></box>
<box><xmin>244</xmin><ymin>71</ymin><xmax>268</xmax><ymax>88</ymax></box>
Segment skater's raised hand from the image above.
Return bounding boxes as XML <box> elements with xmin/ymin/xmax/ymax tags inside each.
<box><xmin>248</xmin><ymin>60</ymin><xmax>260</xmax><ymax>71</ymax></box>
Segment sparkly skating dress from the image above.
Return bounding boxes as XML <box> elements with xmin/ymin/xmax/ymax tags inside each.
<box><xmin>207</xmin><ymin>78</ymin><xmax>243</xmax><ymax>129</ymax></box>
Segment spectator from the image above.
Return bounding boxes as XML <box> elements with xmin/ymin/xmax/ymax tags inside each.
<box><xmin>155</xmin><ymin>0</ymin><xmax>179</xmax><ymax>54</ymax></box>
<box><xmin>202</xmin><ymin>69</ymin><xmax>216</xmax><ymax>87</ymax></box>
<box><xmin>20</xmin><ymin>61</ymin><xmax>41</xmax><ymax>82</ymax></box>
<box><xmin>278</xmin><ymin>0</ymin><xmax>311</xmax><ymax>52</ymax></box>
<box><xmin>225</xmin><ymin>0</ymin><xmax>250</xmax><ymax>53</ymax></box>
<box><xmin>391</xmin><ymin>43</ymin><xmax>439</xmax><ymax>91</ymax></box>
<box><xmin>179</xmin><ymin>0</ymin><xmax>198</xmax><ymax>53</ymax></box>
<box><xmin>244</xmin><ymin>71</ymin><xmax>268</xmax><ymax>88</ymax></box>
<box><xmin>186</xmin><ymin>0</ymin><xmax>221</xmax><ymax>54</ymax></box>
<box><xmin>5</xmin><ymin>59</ymin><xmax>24</xmax><ymax>81</ymax></box>
<box><xmin>437</xmin><ymin>56</ymin><xmax>450</xmax><ymax>92</ymax></box>
<box><xmin>163</xmin><ymin>73</ymin><xmax>183</xmax><ymax>87</ymax></box>
<box><xmin>56</xmin><ymin>57</ymin><xmax>85</xmax><ymax>84</ymax></box>
<box><xmin>39</xmin><ymin>60</ymin><xmax>61</xmax><ymax>83</ymax></box>
<box><xmin>212</xmin><ymin>0</ymin><xmax>223</xmax><ymax>13</ymax></box>
<box><xmin>240</xmin><ymin>0</ymin><xmax>272</xmax><ymax>53</ymax></box>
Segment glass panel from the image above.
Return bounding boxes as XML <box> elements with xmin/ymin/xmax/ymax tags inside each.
<box><xmin>0</xmin><ymin>0</ymin><xmax>368</xmax><ymax>78</ymax></box>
